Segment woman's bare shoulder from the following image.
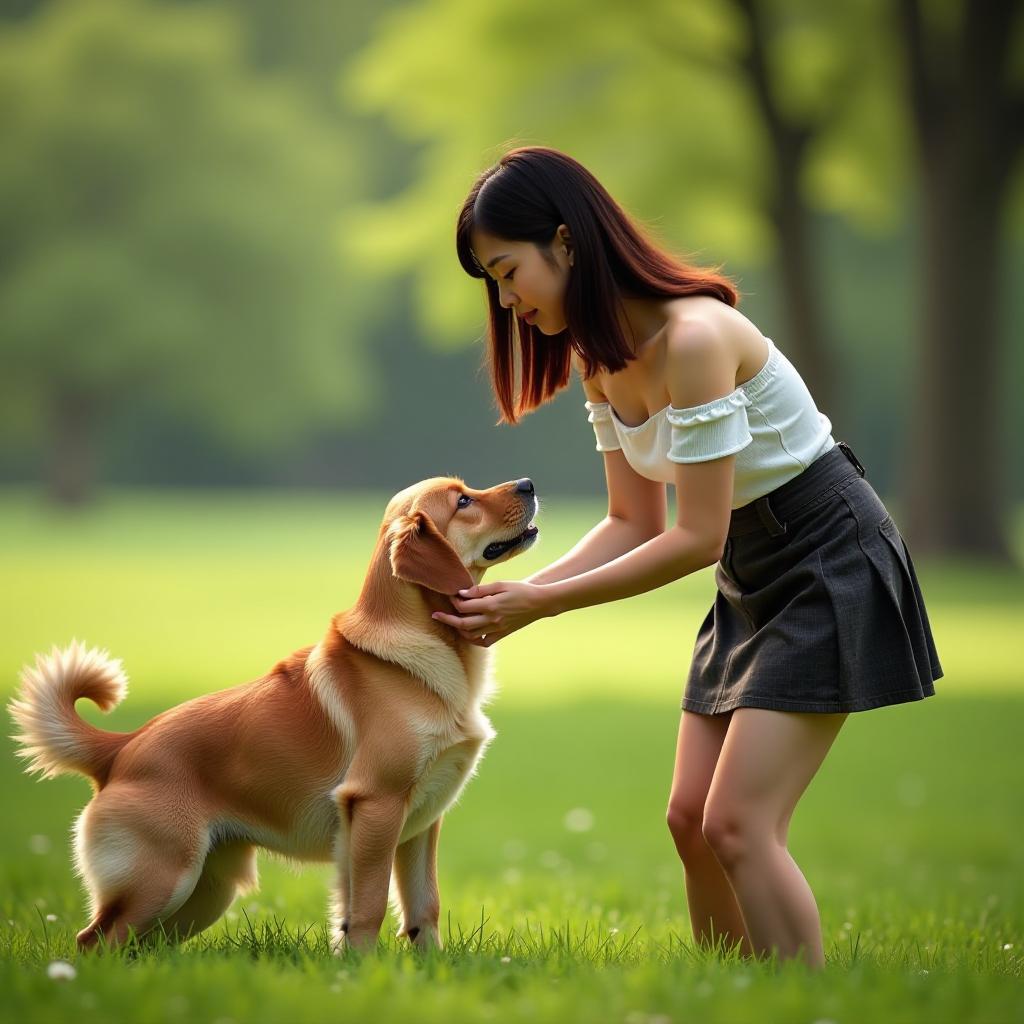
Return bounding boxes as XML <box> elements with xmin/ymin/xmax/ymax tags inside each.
<box><xmin>573</xmin><ymin>351</ymin><xmax>609</xmax><ymax>402</ymax></box>
<box><xmin>664</xmin><ymin>298</ymin><xmax>767</xmax><ymax>389</ymax></box>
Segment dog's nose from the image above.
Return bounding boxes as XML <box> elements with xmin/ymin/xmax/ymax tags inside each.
<box><xmin>515</xmin><ymin>478</ymin><xmax>534</xmax><ymax>495</ymax></box>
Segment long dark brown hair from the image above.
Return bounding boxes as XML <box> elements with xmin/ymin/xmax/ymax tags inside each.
<box><xmin>456</xmin><ymin>146</ymin><xmax>739</xmax><ymax>423</ymax></box>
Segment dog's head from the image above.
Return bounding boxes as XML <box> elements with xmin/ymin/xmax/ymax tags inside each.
<box><xmin>384</xmin><ymin>477</ymin><xmax>539</xmax><ymax>595</ymax></box>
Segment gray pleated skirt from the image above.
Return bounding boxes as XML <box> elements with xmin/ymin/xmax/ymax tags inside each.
<box><xmin>683</xmin><ymin>442</ymin><xmax>942</xmax><ymax>716</ymax></box>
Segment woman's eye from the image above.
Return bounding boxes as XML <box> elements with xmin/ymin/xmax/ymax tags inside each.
<box><xmin>503</xmin><ymin>269</ymin><xmax>515</xmax><ymax>281</ymax></box>
<box><xmin>457</xmin><ymin>494</ymin><xmax>473</xmax><ymax>509</ymax></box>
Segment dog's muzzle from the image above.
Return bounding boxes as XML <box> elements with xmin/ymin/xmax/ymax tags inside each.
<box><xmin>482</xmin><ymin>524</ymin><xmax>539</xmax><ymax>561</ymax></box>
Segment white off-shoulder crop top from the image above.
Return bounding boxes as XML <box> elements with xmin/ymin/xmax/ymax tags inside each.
<box><xmin>585</xmin><ymin>337</ymin><xmax>834</xmax><ymax>509</ymax></box>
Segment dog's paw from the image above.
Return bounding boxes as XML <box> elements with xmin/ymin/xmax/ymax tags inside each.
<box><xmin>330</xmin><ymin>919</ymin><xmax>350</xmax><ymax>957</ymax></box>
<box><xmin>402</xmin><ymin>923</ymin><xmax>441</xmax><ymax>950</ymax></box>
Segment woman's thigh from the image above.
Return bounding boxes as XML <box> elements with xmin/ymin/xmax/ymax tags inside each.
<box><xmin>667</xmin><ymin>710</ymin><xmax>733</xmax><ymax>821</ymax></box>
<box><xmin>706</xmin><ymin>708</ymin><xmax>847</xmax><ymax>843</ymax></box>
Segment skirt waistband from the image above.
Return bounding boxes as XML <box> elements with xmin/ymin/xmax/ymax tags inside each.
<box><xmin>728</xmin><ymin>442</ymin><xmax>866</xmax><ymax>538</ymax></box>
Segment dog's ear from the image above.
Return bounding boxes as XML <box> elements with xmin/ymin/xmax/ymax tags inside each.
<box><xmin>389</xmin><ymin>511</ymin><xmax>474</xmax><ymax>595</ymax></box>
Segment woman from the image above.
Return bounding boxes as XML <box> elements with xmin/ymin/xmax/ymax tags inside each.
<box><xmin>433</xmin><ymin>146</ymin><xmax>941</xmax><ymax>969</ymax></box>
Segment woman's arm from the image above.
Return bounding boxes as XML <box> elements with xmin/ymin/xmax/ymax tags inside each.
<box><xmin>436</xmin><ymin>319</ymin><xmax>740</xmax><ymax>644</ymax></box>
<box><xmin>525</xmin><ymin>450</ymin><xmax>667</xmax><ymax>585</ymax></box>
<box><xmin>540</xmin><ymin>454</ymin><xmax>733</xmax><ymax>614</ymax></box>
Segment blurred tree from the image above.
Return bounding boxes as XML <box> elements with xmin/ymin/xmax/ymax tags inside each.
<box><xmin>897</xmin><ymin>0</ymin><xmax>1023</xmax><ymax>559</ymax></box>
<box><xmin>0</xmin><ymin>0</ymin><xmax>374</xmax><ymax>503</ymax></box>
<box><xmin>344</xmin><ymin>0</ymin><xmax>1022</xmax><ymax>558</ymax></box>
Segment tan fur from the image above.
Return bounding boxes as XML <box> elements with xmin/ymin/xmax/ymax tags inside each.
<box><xmin>8</xmin><ymin>476</ymin><xmax>538</xmax><ymax>952</ymax></box>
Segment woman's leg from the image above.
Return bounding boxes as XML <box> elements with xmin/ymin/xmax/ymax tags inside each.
<box><xmin>666</xmin><ymin>710</ymin><xmax>753</xmax><ymax>956</ymax></box>
<box><xmin>701</xmin><ymin>708</ymin><xmax>847</xmax><ymax>969</ymax></box>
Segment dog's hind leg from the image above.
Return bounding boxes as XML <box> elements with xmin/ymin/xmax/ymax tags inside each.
<box><xmin>75</xmin><ymin>856</ymin><xmax>205</xmax><ymax>951</ymax></box>
<box><xmin>73</xmin><ymin>794</ymin><xmax>207</xmax><ymax>951</ymax></box>
<box><xmin>393</xmin><ymin>818</ymin><xmax>441</xmax><ymax>949</ymax></box>
<box><xmin>155</xmin><ymin>842</ymin><xmax>258</xmax><ymax>944</ymax></box>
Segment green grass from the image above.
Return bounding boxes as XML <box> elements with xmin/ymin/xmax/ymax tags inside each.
<box><xmin>1</xmin><ymin>488</ymin><xmax>1022</xmax><ymax>1023</ymax></box>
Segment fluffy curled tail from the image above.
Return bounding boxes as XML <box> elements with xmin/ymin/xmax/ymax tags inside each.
<box><xmin>9</xmin><ymin>641</ymin><xmax>132</xmax><ymax>783</ymax></box>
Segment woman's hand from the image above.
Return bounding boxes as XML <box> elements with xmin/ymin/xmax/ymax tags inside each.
<box><xmin>431</xmin><ymin>580</ymin><xmax>552</xmax><ymax>647</ymax></box>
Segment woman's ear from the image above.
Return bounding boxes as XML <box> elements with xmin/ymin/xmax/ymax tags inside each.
<box><xmin>389</xmin><ymin>511</ymin><xmax>474</xmax><ymax>595</ymax></box>
<box><xmin>556</xmin><ymin>223</ymin><xmax>574</xmax><ymax>266</ymax></box>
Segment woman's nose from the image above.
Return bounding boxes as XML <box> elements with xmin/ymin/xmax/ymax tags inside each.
<box><xmin>497</xmin><ymin>283</ymin><xmax>517</xmax><ymax>309</ymax></box>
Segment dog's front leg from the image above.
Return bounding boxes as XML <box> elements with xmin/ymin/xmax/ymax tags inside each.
<box><xmin>394</xmin><ymin>817</ymin><xmax>442</xmax><ymax>949</ymax></box>
<box><xmin>333</xmin><ymin>785</ymin><xmax>406</xmax><ymax>953</ymax></box>
<box><xmin>331</xmin><ymin>810</ymin><xmax>352</xmax><ymax>950</ymax></box>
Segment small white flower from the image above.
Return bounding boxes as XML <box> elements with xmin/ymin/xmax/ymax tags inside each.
<box><xmin>1003</xmin><ymin>943</ymin><xmax>1013</xmax><ymax>950</ymax></box>
<box><xmin>46</xmin><ymin>960</ymin><xmax>76</xmax><ymax>981</ymax></box>
<box><xmin>45</xmin><ymin>914</ymin><xmax>58</xmax><ymax>922</ymax></box>
<box><xmin>502</xmin><ymin>840</ymin><xmax>526</xmax><ymax>861</ymax></box>
<box><xmin>896</xmin><ymin>773</ymin><xmax>927</xmax><ymax>808</ymax></box>
<box><xmin>500</xmin><ymin>956</ymin><xmax>511</xmax><ymax>964</ymax></box>
<box><xmin>609</xmin><ymin>927</ymin><xmax>620</xmax><ymax>935</ymax></box>
<box><xmin>539</xmin><ymin>850</ymin><xmax>561</xmax><ymax>870</ymax></box>
<box><xmin>29</xmin><ymin>835</ymin><xmax>51</xmax><ymax>855</ymax></box>
<box><xmin>564</xmin><ymin>808</ymin><xmax>594</xmax><ymax>833</ymax></box>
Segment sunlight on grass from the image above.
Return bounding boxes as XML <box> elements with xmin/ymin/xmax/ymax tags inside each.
<box><xmin>1</xmin><ymin>489</ymin><xmax>1021</xmax><ymax>1023</ymax></box>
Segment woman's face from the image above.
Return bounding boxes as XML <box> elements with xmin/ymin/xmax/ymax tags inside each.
<box><xmin>470</xmin><ymin>227</ymin><xmax>573</xmax><ymax>335</ymax></box>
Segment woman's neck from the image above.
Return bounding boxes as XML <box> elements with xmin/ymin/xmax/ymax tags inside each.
<box><xmin>617</xmin><ymin>296</ymin><xmax>672</xmax><ymax>355</ymax></box>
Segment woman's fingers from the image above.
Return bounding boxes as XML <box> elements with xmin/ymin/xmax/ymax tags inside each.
<box><xmin>451</xmin><ymin>595</ymin><xmax>493</xmax><ymax>613</ymax></box>
<box><xmin>432</xmin><ymin>611</ymin><xmax>490</xmax><ymax>631</ymax></box>
<box><xmin>458</xmin><ymin>582</ymin><xmax>506</xmax><ymax>599</ymax></box>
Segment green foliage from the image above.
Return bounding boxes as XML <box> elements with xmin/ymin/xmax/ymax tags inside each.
<box><xmin>344</xmin><ymin>0</ymin><xmax>916</xmax><ymax>346</ymax></box>
<box><xmin>0</xmin><ymin>0</ymin><xmax>374</xmax><ymax>456</ymax></box>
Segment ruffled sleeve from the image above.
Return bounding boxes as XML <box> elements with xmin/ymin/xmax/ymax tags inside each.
<box><xmin>584</xmin><ymin>401</ymin><xmax>622</xmax><ymax>453</ymax></box>
<box><xmin>666</xmin><ymin>390</ymin><xmax>753</xmax><ymax>463</ymax></box>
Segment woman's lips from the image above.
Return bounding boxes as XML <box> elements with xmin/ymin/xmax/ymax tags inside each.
<box><xmin>522</xmin><ymin>309</ymin><xmax>538</xmax><ymax>324</ymax></box>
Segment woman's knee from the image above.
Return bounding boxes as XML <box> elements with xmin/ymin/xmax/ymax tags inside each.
<box><xmin>666</xmin><ymin>795</ymin><xmax>708</xmax><ymax>854</ymax></box>
<box><xmin>701</xmin><ymin>799</ymin><xmax>769</xmax><ymax>868</ymax></box>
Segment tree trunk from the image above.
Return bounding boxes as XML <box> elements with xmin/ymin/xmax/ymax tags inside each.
<box><xmin>770</xmin><ymin>139</ymin><xmax>836</xmax><ymax>428</ymax></box>
<box><xmin>48</xmin><ymin>389</ymin><xmax>95</xmax><ymax>506</ymax></box>
<box><xmin>734</xmin><ymin>0</ymin><xmax>838</xmax><ymax>428</ymax></box>
<box><xmin>898</xmin><ymin>0</ymin><xmax>1022</xmax><ymax>560</ymax></box>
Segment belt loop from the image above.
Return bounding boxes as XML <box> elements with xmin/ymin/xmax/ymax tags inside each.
<box><xmin>754</xmin><ymin>496</ymin><xmax>787</xmax><ymax>537</ymax></box>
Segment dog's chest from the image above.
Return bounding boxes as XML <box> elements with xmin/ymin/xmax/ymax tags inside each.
<box><xmin>399</xmin><ymin>716</ymin><xmax>494</xmax><ymax>843</ymax></box>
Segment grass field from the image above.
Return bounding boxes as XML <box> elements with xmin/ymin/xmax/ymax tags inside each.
<box><xmin>1</xmin><ymin>488</ymin><xmax>1022</xmax><ymax>1023</ymax></box>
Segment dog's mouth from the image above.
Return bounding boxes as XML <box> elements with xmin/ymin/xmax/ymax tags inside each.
<box><xmin>482</xmin><ymin>524</ymin><xmax>539</xmax><ymax>561</ymax></box>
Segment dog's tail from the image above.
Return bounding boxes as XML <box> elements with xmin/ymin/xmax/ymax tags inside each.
<box><xmin>9</xmin><ymin>641</ymin><xmax>133</xmax><ymax>784</ymax></box>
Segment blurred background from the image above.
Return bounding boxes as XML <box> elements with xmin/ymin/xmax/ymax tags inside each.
<box><xmin>0</xmin><ymin>0</ymin><xmax>1021</xmax><ymax>559</ymax></box>
<box><xmin>1</xmin><ymin>8</ymin><xmax>1023</xmax><ymax>1012</ymax></box>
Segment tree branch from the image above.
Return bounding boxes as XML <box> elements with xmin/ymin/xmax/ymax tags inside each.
<box><xmin>640</xmin><ymin>25</ymin><xmax>736</xmax><ymax>81</ymax></box>
<box><xmin>731</xmin><ymin>0</ymin><xmax>812</xmax><ymax>168</ymax></box>
<box><xmin>895</xmin><ymin>0</ymin><xmax>942</xmax><ymax>153</ymax></box>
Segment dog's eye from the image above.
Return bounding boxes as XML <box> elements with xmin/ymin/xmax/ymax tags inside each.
<box><xmin>456</xmin><ymin>494</ymin><xmax>473</xmax><ymax>510</ymax></box>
